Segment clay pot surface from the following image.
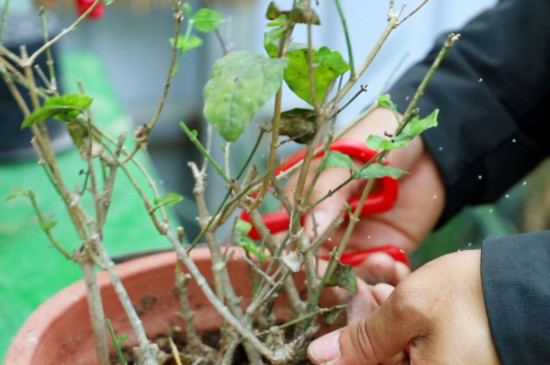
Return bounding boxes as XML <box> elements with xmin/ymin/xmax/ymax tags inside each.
<box><xmin>4</xmin><ymin>247</ymin><xmax>278</xmax><ymax>365</ymax></box>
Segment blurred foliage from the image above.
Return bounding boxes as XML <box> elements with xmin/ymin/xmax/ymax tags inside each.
<box><xmin>411</xmin><ymin>157</ymin><xmax>550</xmax><ymax>268</ymax></box>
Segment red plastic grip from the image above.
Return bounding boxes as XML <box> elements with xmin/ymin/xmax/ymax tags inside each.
<box><xmin>321</xmin><ymin>245</ymin><xmax>410</xmax><ymax>267</ymax></box>
<box><xmin>240</xmin><ymin>140</ymin><xmax>398</xmax><ymax>240</ymax></box>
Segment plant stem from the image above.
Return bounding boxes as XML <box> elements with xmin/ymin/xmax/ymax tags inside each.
<box><xmin>147</xmin><ymin>6</ymin><xmax>183</xmax><ymax>131</ymax></box>
<box><xmin>180</xmin><ymin>122</ymin><xmax>229</xmax><ymax>182</ymax></box>
<box><xmin>0</xmin><ymin>0</ymin><xmax>10</xmax><ymax>43</ymax></box>
<box><xmin>333</xmin><ymin>0</ymin><xmax>354</xmax><ymax>75</ymax></box>
<box><xmin>332</xmin><ymin>12</ymin><xmax>399</xmax><ymax>105</ymax></box>
<box><xmin>188</xmin><ymin>162</ymin><xmax>263</xmax><ymax>364</ymax></box>
<box><xmin>399</xmin><ymin>32</ymin><xmax>460</xmax><ymax>128</ymax></box>
<box><xmin>39</xmin><ymin>7</ymin><xmax>58</xmax><ymax>92</ymax></box>
<box><xmin>187</xmin><ymin>128</ymin><xmax>265</xmax><ymax>249</ymax></box>
<box><xmin>398</xmin><ymin>0</ymin><xmax>432</xmax><ymax>25</ymax></box>
<box><xmin>76</xmin><ymin>251</ymin><xmax>110</xmax><ymax>365</ymax></box>
<box><xmin>94</xmin><ymin>235</ymin><xmax>159</xmax><ymax>364</ymax></box>
<box><xmin>166</xmin><ymin>230</ymin><xmax>283</xmax><ymax>362</ymax></box>
<box><xmin>106</xmin><ymin>319</ymin><xmax>128</xmax><ymax>365</ymax></box>
<box><xmin>27</xmin><ymin>191</ymin><xmax>73</xmax><ymax>259</ymax></box>
<box><xmin>249</xmin><ymin>19</ymin><xmax>295</xmax><ymax>211</ymax></box>
<box><xmin>24</xmin><ymin>0</ymin><xmax>104</xmax><ymax>67</ymax></box>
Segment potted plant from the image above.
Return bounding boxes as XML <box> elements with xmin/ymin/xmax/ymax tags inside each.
<box><xmin>2</xmin><ymin>0</ymin><xmax>457</xmax><ymax>363</ymax></box>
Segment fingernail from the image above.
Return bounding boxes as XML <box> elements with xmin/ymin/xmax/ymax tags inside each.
<box><xmin>307</xmin><ymin>331</ymin><xmax>341</xmax><ymax>364</ymax></box>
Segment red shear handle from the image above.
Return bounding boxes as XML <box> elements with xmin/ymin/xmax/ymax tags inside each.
<box><xmin>240</xmin><ymin>140</ymin><xmax>398</xmax><ymax>240</ymax></box>
<box><xmin>75</xmin><ymin>0</ymin><xmax>105</xmax><ymax>19</ymax></box>
<box><xmin>320</xmin><ymin>245</ymin><xmax>410</xmax><ymax>268</ymax></box>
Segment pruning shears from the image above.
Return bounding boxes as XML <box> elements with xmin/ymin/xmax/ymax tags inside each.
<box><xmin>240</xmin><ymin>139</ymin><xmax>410</xmax><ymax>268</ymax></box>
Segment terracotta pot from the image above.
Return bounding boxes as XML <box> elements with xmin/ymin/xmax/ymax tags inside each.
<box><xmin>4</xmin><ymin>247</ymin><xmax>304</xmax><ymax>364</ymax></box>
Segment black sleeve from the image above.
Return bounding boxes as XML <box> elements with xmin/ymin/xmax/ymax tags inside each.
<box><xmin>481</xmin><ymin>232</ymin><xmax>550</xmax><ymax>364</ymax></box>
<box><xmin>389</xmin><ymin>0</ymin><xmax>550</xmax><ymax>224</ymax></box>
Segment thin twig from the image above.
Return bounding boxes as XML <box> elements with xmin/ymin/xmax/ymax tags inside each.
<box><xmin>27</xmin><ymin>190</ymin><xmax>73</xmax><ymax>259</ymax></box>
<box><xmin>0</xmin><ymin>0</ymin><xmax>9</xmax><ymax>43</ymax></box>
<box><xmin>399</xmin><ymin>32</ymin><xmax>460</xmax><ymax>128</ymax></box>
<box><xmin>331</xmin><ymin>12</ymin><xmax>399</xmax><ymax>105</ymax></box>
<box><xmin>398</xmin><ymin>0</ymin><xmax>431</xmax><ymax>25</ymax></box>
<box><xmin>147</xmin><ymin>5</ymin><xmax>183</xmax><ymax>131</ymax></box>
<box><xmin>24</xmin><ymin>0</ymin><xmax>104</xmax><ymax>67</ymax></box>
<box><xmin>181</xmin><ymin>122</ymin><xmax>229</xmax><ymax>181</ymax></box>
<box><xmin>39</xmin><ymin>7</ymin><xmax>58</xmax><ymax>92</ymax></box>
<box><xmin>333</xmin><ymin>0</ymin><xmax>354</xmax><ymax>74</ymax></box>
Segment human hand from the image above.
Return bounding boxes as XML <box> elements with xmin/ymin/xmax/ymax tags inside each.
<box><xmin>307</xmin><ymin>249</ymin><xmax>500</xmax><ymax>365</ymax></box>
<box><xmin>284</xmin><ymin>107</ymin><xmax>445</xmax><ymax>284</ymax></box>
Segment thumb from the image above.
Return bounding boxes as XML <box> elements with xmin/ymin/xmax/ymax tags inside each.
<box><xmin>307</xmin><ymin>288</ymin><xmax>423</xmax><ymax>364</ymax></box>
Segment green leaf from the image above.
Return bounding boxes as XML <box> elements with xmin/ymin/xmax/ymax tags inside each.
<box><xmin>323</xmin><ymin>305</ymin><xmax>345</xmax><ymax>325</ymax></box>
<box><xmin>154</xmin><ymin>192</ymin><xmax>184</xmax><ymax>207</ymax></box>
<box><xmin>266</xmin><ymin>1</ymin><xmax>281</xmax><ymax>20</ymax></box>
<box><xmin>344</xmin><ymin>203</ymin><xmax>352</xmax><ymax>214</ymax></box>
<box><xmin>267</xmin><ymin>15</ymin><xmax>288</xmax><ymax>27</ymax></box>
<box><xmin>171</xmin><ymin>35</ymin><xmax>203</xmax><ymax>52</ymax></box>
<box><xmin>284</xmin><ymin>47</ymin><xmax>349</xmax><ymax>105</ymax></box>
<box><xmin>354</xmin><ymin>163</ymin><xmax>408</xmax><ymax>180</ymax></box>
<box><xmin>45</xmin><ymin>93</ymin><xmax>93</xmax><ymax>112</ymax></box>
<box><xmin>203</xmin><ymin>51</ymin><xmax>288</xmax><ymax>141</ymax></box>
<box><xmin>235</xmin><ymin>235</ymin><xmax>269</xmax><ymax>259</ymax></box>
<box><xmin>377</xmin><ymin>94</ymin><xmax>398</xmax><ymax>112</ymax></box>
<box><xmin>278</xmin><ymin>108</ymin><xmax>317</xmax><ymax>144</ymax></box>
<box><xmin>193</xmin><ymin>8</ymin><xmax>225</xmax><ymax>33</ymax></box>
<box><xmin>235</xmin><ymin>235</ymin><xmax>258</xmax><ymax>254</ymax></box>
<box><xmin>317</xmin><ymin>47</ymin><xmax>350</xmax><ymax>75</ymax></box>
<box><xmin>66</xmin><ymin>122</ymin><xmax>88</xmax><ymax>148</ymax></box>
<box><xmin>21</xmin><ymin>94</ymin><xmax>93</xmax><ymax>129</ymax></box>
<box><xmin>103</xmin><ymin>0</ymin><xmax>114</xmax><ymax>5</ymax></box>
<box><xmin>316</xmin><ymin>151</ymin><xmax>354</xmax><ymax>172</ymax></box>
<box><xmin>396</xmin><ymin>109</ymin><xmax>439</xmax><ymax>142</ymax></box>
<box><xmin>40</xmin><ymin>220</ymin><xmax>58</xmax><ymax>230</ymax></box>
<box><xmin>235</xmin><ymin>219</ymin><xmax>252</xmax><ymax>235</ymax></box>
<box><xmin>326</xmin><ymin>262</ymin><xmax>357</xmax><ymax>293</ymax></box>
<box><xmin>264</xmin><ymin>27</ymin><xmax>285</xmax><ymax>58</ymax></box>
<box><xmin>21</xmin><ymin>106</ymin><xmax>77</xmax><ymax>129</ymax></box>
<box><xmin>366</xmin><ymin>135</ymin><xmax>407</xmax><ymax>151</ymax></box>
<box><xmin>182</xmin><ymin>2</ymin><xmax>193</xmax><ymax>17</ymax></box>
<box><xmin>118</xmin><ymin>334</ymin><xmax>128</xmax><ymax>343</ymax></box>
<box><xmin>29</xmin><ymin>213</ymin><xmax>55</xmax><ymax>225</ymax></box>
<box><xmin>5</xmin><ymin>186</ymin><xmax>29</xmax><ymax>201</ymax></box>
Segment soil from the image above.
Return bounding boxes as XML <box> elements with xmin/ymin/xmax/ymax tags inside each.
<box><xmin>109</xmin><ymin>331</ymin><xmax>314</xmax><ymax>365</ymax></box>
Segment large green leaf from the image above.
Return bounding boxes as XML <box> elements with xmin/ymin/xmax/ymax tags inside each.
<box><xmin>203</xmin><ymin>51</ymin><xmax>288</xmax><ymax>141</ymax></box>
<box><xmin>284</xmin><ymin>46</ymin><xmax>349</xmax><ymax>105</ymax></box>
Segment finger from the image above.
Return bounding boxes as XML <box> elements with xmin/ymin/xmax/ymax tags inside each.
<box><xmin>317</xmin><ymin>258</ymin><xmax>378</xmax><ymax>326</ymax></box>
<box><xmin>308</xmin><ymin>284</ymin><xmax>428</xmax><ymax>364</ymax></box>
<box><xmin>354</xmin><ymin>252</ymin><xmax>410</xmax><ymax>285</ymax></box>
<box><xmin>344</xmin><ymin>278</ymin><xmax>379</xmax><ymax>324</ymax></box>
<box><xmin>381</xmin><ymin>351</ymin><xmax>410</xmax><ymax>365</ymax></box>
<box><xmin>371</xmin><ymin>283</ymin><xmax>395</xmax><ymax>305</ymax></box>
